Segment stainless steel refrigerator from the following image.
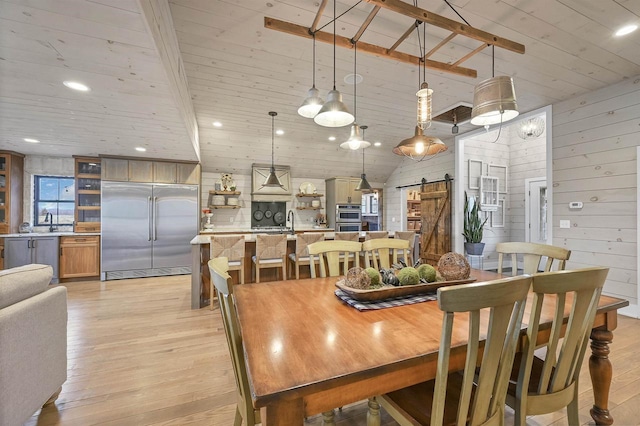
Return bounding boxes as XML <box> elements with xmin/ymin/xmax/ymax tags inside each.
<box><xmin>101</xmin><ymin>181</ymin><xmax>198</xmax><ymax>280</ymax></box>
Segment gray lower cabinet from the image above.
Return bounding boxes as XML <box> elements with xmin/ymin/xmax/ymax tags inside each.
<box><xmin>4</xmin><ymin>236</ymin><xmax>60</xmax><ymax>283</ymax></box>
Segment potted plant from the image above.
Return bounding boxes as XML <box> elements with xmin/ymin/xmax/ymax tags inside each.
<box><xmin>462</xmin><ymin>192</ymin><xmax>488</xmax><ymax>255</ymax></box>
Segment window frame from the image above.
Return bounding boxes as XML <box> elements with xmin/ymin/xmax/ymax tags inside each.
<box><xmin>33</xmin><ymin>175</ymin><xmax>75</xmax><ymax>227</ymax></box>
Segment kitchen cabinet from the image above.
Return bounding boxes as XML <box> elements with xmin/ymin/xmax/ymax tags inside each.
<box><xmin>60</xmin><ymin>235</ymin><xmax>100</xmax><ymax>278</ymax></box>
<box><xmin>4</xmin><ymin>236</ymin><xmax>59</xmax><ymax>283</ymax></box>
<box><xmin>0</xmin><ymin>238</ymin><xmax>4</xmax><ymax>270</ymax></box>
<box><xmin>0</xmin><ymin>151</ymin><xmax>25</xmax><ymax>235</ymax></box>
<box><xmin>74</xmin><ymin>156</ymin><xmax>101</xmax><ymax>233</ymax></box>
<box><xmin>102</xmin><ymin>157</ymin><xmax>200</xmax><ymax>184</ymax></box>
<box><xmin>326</xmin><ymin>177</ymin><xmax>362</xmax><ymax>205</ymax></box>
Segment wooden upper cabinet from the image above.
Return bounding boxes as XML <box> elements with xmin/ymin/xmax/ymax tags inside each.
<box><xmin>0</xmin><ymin>151</ymin><xmax>24</xmax><ymax>235</ymax></box>
<box><xmin>102</xmin><ymin>158</ymin><xmax>129</xmax><ymax>181</ymax></box>
<box><xmin>176</xmin><ymin>163</ymin><xmax>200</xmax><ymax>184</ymax></box>
<box><xmin>129</xmin><ymin>160</ymin><xmax>153</xmax><ymax>182</ymax></box>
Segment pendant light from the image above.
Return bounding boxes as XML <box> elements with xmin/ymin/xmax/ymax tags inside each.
<box><xmin>416</xmin><ymin>22</ymin><xmax>433</xmax><ymax>130</ymax></box>
<box><xmin>355</xmin><ymin>126</ymin><xmax>372</xmax><ymax>192</ymax></box>
<box><xmin>340</xmin><ymin>41</ymin><xmax>370</xmax><ymax>150</ymax></box>
<box><xmin>314</xmin><ymin>0</ymin><xmax>354</xmax><ymax>128</ymax></box>
<box><xmin>263</xmin><ymin>111</ymin><xmax>283</xmax><ymax>188</ymax></box>
<box><xmin>470</xmin><ymin>45</ymin><xmax>519</xmax><ymax>126</ymax></box>
<box><xmin>517</xmin><ymin>116</ymin><xmax>545</xmax><ymax>140</ymax></box>
<box><xmin>298</xmin><ymin>33</ymin><xmax>324</xmax><ymax>118</ymax></box>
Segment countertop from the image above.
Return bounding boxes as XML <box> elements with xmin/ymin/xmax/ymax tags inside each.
<box><xmin>0</xmin><ymin>232</ymin><xmax>101</xmax><ymax>238</ymax></box>
<box><xmin>190</xmin><ymin>230</ymin><xmax>403</xmax><ymax>245</ymax></box>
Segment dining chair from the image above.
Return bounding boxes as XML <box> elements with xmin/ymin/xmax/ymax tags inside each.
<box><xmin>496</xmin><ymin>242</ymin><xmax>571</xmax><ymax>276</ymax></box>
<box><xmin>210</xmin><ymin>235</ymin><xmax>245</xmax><ymax>310</ymax></box>
<box><xmin>251</xmin><ymin>234</ymin><xmax>287</xmax><ymax>283</ymax></box>
<box><xmin>307</xmin><ymin>240</ymin><xmax>362</xmax><ymax>277</ymax></box>
<box><xmin>364</xmin><ymin>231</ymin><xmax>389</xmax><ymax>240</ymax></box>
<box><xmin>361</xmin><ymin>238</ymin><xmax>409</xmax><ymax>270</ymax></box>
<box><xmin>393</xmin><ymin>231</ymin><xmax>417</xmax><ymax>265</ymax></box>
<box><xmin>335</xmin><ymin>232</ymin><xmax>361</xmax><ymax>269</ymax></box>
<box><xmin>288</xmin><ymin>232</ymin><xmax>325</xmax><ymax>279</ymax></box>
<box><xmin>371</xmin><ymin>274</ymin><xmax>532</xmax><ymax>426</ymax></box>
<box><xmin>208</xmin><ymin>257</ymin><xmax>261</xmax><ymax>426</ymax></box>
<box><xmin>506</xmin><ymin>267</ymin><xmax>609</xmax><ymax>426</ymax></box>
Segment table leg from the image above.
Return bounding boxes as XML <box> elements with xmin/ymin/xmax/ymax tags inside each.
<box><xmin>589</xmin><ymin>329</ymin><xmax>614</xmax><ymax>425</ymax></box>
<box><xmin>367</xmin><ymin>397</ymin><xmax>381</xmax><ymax>426</ymax></box>
<box><xmin>261</xmin><ymin>399</ymin><xmax>305</xmax><ymax>425</ymax></box>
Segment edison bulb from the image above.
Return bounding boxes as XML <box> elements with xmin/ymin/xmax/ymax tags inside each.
<box><xmin>415</xmin><ymin>141</ymin><xmax>425</xmax><ymax>154</ymax></box>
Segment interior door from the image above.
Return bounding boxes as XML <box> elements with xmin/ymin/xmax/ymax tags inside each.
<box><xmin>420</xmin><ymin>180</ymin><xmax>452</xmax><ymax>265</ymax></box>
<box><xmin>152</xmin><ymin>185</ymin><xmax>198</xmax><ymax>268</ymax></box>
<box><xmin>527</xmin><ymin>179</ymin><xmax>548</xmax><ymax>244</ymax></box>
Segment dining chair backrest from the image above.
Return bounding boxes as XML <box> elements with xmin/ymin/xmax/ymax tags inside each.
<box><xmin>210</xmin><ymin>235</ymin><xmax>245</xmax><ymax>262</ymax></box>
<box><xmin>432</xmin><ymin>275</ymin><xmax>531</xmax><ymax>426</ymax></box>
<box><xmin>361</xmin><ymin>238</ymin><xmax>409</xmax><ymax>270</ymax></box>
<box><xmin>208</xmin><ymin>257</ymin><xmax>260</xmax><ymax>425</ymax></box>
<box><xmin>365</xmin><ymin>231</ymin><xmax>389</xmax><ymax>240</ymax></box>
<box><xmin>255</xmin><ymin>234</ymin><xmax>287</xmax><ymax>260</ymax></box>
<box><xmin>496</xmin><ymin>242</ymin><xmax>571</xmax><ymax>276</ymax></box>
<box><xmin>335</xmin><ymin>232</ymin><xmax>360</xmax><ymax>242</ymax></box>
<box><xmin>507</xmin><ymin>267</ymin><xmax>608</xmax><ymax>426</ymax></box>
<box><xmin>307</xmin><ymin>241</ymin><xmax>362</xmax><ymax>277</ymax></box>
<box><xmin>295</xmin><ymin>232</ymin><xmax>325</xmax><ymax>257</ymax></box>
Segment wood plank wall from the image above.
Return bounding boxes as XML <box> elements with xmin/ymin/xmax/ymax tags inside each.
<box><xmin>552</xmin><ymin>76</ymin><xmax>640</xmax><ymax>313</ymax></box>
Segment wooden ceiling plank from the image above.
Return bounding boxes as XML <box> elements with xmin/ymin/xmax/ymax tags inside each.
<box><xmin>389</xmin><ymin>21</ymin><xmax>419</xmax><ymax>53</ymax></box>
<box><xmin>264</xmin><ymin>17</ymin><xmax>477</xmax><ymax>78</ymax></box>
<box><xmin>352</xmin><ymin>5</ymin><xmax>381</xmax><ymax>43</ymax></box>
<box><xmin>362</xmin><ymin>0</ymin><xmax>525</xmax><ymax>54</ymax></box>
<box><xmin>451</xmin><ymin>43</ymin><xmax>489</xmax><ymax>67</ymax></box>
<box><xmin>424</xmin><ymin>33</ymin><xmax>457</xmax><ymax>59</ymax></box>
<box><xmin>310</xmin><ymin>0</ymin><xmax>329</xmax><ymax>32</ymax></box>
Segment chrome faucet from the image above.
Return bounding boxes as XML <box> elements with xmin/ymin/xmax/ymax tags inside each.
<box><xmin>287</xmin><ymin>210</ymin><xmax>295</xmax><ymax>235</ymax></box>
<box><xmin>44</xmin><ymin>212</ymin><xmax>56</xmax><ymax>232</ymax></box>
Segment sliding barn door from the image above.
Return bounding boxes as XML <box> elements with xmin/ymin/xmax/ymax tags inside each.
<box><xmin>420</xmin><ymin>180</ymin><xmax>452</xmax><ymax>265</ymax></box>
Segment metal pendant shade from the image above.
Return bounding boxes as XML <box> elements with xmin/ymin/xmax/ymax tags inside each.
<box><xmin>470</xmin><ymin>75</ymin><xmax>519</xmax><ymax>126</ymax></box>
<box><xmin>298</xmin><ymin>86</ymin><xmax>324</xmax><ymax>118</ymax></box>
<box><xmin>393</xmin><ymin>125</ymin><xmax>447</xmax><ymax>160</ymax></box>
<box><xmin>314</xmin><ymin>89</ymin><xmax>354</xmax><ymax>127</ymax></box>
<box><xmin>263</xmin><ymin>111</ymin><xmax>283</xmax><ymax>188</ymax></box>
<box><xmin>355</xmin><ymin>125</ymin><xmax>372</xmax><ymax>191</ymax></box>
<box><xmin>340</xmin><ymin>123</ymin><xmax>371</xmax><ymax>150</ymax></box>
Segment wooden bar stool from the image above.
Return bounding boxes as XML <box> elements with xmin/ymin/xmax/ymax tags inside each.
<box><xmin>251</xmin><ymin>234</ymin><xmax>287</xmax><ymax>283</ymax></box>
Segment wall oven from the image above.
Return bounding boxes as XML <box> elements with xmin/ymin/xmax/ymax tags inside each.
<box><xmin>336</xmin><ymin>204</ymin><xmax>362</xmax><ymax>222</ymax></box>
<box><xmin>335</xmin><ymin>222</ymin><xmax>362</xmax><ymax>232</ymax></box>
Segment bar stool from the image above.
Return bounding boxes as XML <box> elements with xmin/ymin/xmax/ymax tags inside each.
<box><xmin>288</xmin><ymin>232</ymin><xmax>325</xmax><ymax>279</ymax></box>
<box><xmin>252</xmin><ymin>234</ymin><xmax>287</xmax><ymax>283</ymax></box>
<box><xmin>209</xmin><ymin>235</ymin><xmax>245</xmax><ymax>310</ymax></box>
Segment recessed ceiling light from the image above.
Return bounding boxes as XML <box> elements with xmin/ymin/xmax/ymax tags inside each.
<box><xmin>276</xmin><ymin>129</ymin><xmax>284</xmax><ymax>135</ymax></box>
<box><xmin>374</xmin><ymin>142</ymin><xmax>382</xmax><ymax>147</ymax></box>
<box><xmin>135</xmin><ymin>147</ymin><xmax>146</xmax><ymax>152</ymax></box>
<box><xmin>344</xmin><ymin>73</ymin><xmax>363</xmax><ymax>85</ymax></box>
<box><xmin>63</xmin><ymin>81</ymin><xmax>90</xmax><ymax>91</ymax></box>
<box><xmin>213</xmin><ymin>121</ymin><xmax>222</xmax><ymax>127</ymax></box>
<box><xmin>328</xmin><ymin>136</ymin><xmax>336</xmax><ymax>141</ymax></box>
<box><xmin>23</xmin><ymin>138</ymin><xmax>40</xmax><ymax>143</ymax></box>
<box><xmin>615</xmin><ymin>24</ymin><xmax>637</xmax><ymax>36</ymax></box>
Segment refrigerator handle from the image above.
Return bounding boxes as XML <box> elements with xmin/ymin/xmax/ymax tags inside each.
<box><xmin>148</xmin><ymin>196</ymin><xmax>152</xmax><ymax>241</ymax></box>
<box><xmin>153</xmin><ymin>196</ymin><xmax>158</xmax><ymax>241</ymax></box>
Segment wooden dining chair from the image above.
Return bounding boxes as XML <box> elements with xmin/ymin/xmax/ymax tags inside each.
<box><xmin>506</xmin><ymin>267</ymin><xmax>609</xmax><ymax>426</ymax></box>
<box><xmin>361</xmin><ymin>238</ymin><xmax>409</xmax><ymax>270</ymax></box>
<box><xmin>371</xmin><ymin>275</ymin><xmax>532</xmax><ymax>426</ymax></box>
<box><xmin>210</xmin><ymin>235</ymin><xmax>245</xmax><ymax>310</ymax></box>
<box><xmin>251</xmin><ymin>234</ymin><xmax>287</xmax><ymax>283</ymax></box>
<box><xmin>307</xmin><ymin>241</ymin><xmax>362</xmax><ymax>278</ymax></box>
<box><xmin>496</xmin><ymin>242</ymin><xmax>571</xmax><ymax>276</ymax></box>
<box><xmin>288</xmin><ymin>232</ymin><xmax>325</xmax><ymax>279</ymax></box>
<box><xmin>395</xmin><ymin>231</ymin><xmax>417</xmax><ymax>265</ymax></box>
<box><xmin>208</xmin><ymin>257</ymin><xmax>261</xmax><ymax>426</ymax></box>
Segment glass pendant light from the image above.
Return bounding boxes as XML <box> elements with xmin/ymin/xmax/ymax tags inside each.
<box><xmin>470</xmin><ymin>45</ymin><xmax>519</xmax><ymax>126</ymax></box>
<box><xmin>355</xmin><ymin>126</ymin><xmax>372</xmax><ymax>191</ymax></box>
<box><xmin>263</xmin><ymin>111</ymin><xmax>283</xmax><ymax>188</ymax></box>
<box><xmin>314</xmin><ymin>0</ymin><xmax>354</xmax><ymax>128</ymax></box>
<box><xmin>298</xmin><ymin>34</ymin><xmax>324</xmax><ymax>118</ymax></box>
<box><xmin>516</xmin><ymin>116</ymin><xmax>545</xmax><ymax>140</ymax></box>
<box><xmin>416</xmin><ymin>22</ymin><xmax>433</xmax><ymax>130</ymax></box>
<box><xmin>340</xmin><ymin>42</ymin><xmax>370</xmax><ymax>150</ymax></box>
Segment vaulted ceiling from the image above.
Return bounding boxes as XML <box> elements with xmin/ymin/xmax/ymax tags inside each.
<box><xmin>1</xmin><ymin>0</ymin><xmax>639</xmax><ymax>183</ymax></box>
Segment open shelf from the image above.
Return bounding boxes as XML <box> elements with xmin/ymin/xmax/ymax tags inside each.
<box><xmin>209</xmin><ymin>190</ymin><xmax>241</xmax><ymax>195</ymax></box>
<box><xmin>296</xmin><ymin>193</ymin><xmax>323</xmax><ymax>198</ymax></box>
<box><xmin>209</xmin><ymin>205</ymin><xmax>241</xmax><ymax>209</ymax></box>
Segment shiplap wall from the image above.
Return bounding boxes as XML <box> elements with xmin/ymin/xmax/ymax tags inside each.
<box><xmin>552</xmin><ymin>76</ymin><xmax>640</xmax><ymax>315</ymax></box>
<box><xmin>384</xmin><ymin>139</ymin><xmax>456</xmax><ymax>233</ymax></box>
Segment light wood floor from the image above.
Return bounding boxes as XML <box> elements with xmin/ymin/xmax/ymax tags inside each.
<box><xmin>28</xmin><ymin>275</ymin><xmax>640</xmax><ymax>426</ymax></box>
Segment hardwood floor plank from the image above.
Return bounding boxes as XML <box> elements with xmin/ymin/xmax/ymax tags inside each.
<box><xmin>25</xmin><ymin>275</ymin><xmax>640</xmax><ymax>425</ymax></box>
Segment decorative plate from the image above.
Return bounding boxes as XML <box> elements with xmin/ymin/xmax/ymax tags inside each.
<box><xmin>335</xmin><ymin>277</ymin><xmax>477</xmax><ymax>302</ymax></box>
<box><xmin>264</xmin><ymin>209</ymin><xmax>273</xmax><ymax>218</ymax></box>
<box><xmin>299</xmin><ymin>182</ymin><xmax>316</xmax><ymax>194</ymax></box>
<box><xmin>253</xmin><ymin>210</ymin><xmax>264</xmax><ymax>220</ymax></box>
<box><xmin>273</xmin><ymin>211</ymin><xmax>285</xmax><ymax>225</ymax></box>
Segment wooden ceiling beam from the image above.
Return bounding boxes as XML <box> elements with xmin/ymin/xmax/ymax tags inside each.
<box><xmin>311</xmin><ymin>0</ymin><xmax>328</xmax><ymax>32</ymax></box>
<box><xmin>265</xmin><ymin>17</ymin><xmax>477</xmax><ymax>78</ymax></box>
<box><xmin>352</xmin><ymin>5</ymin><xmax>381</xmax><ymax>42</ymax></box>
<box><xmin>362</xmin><ymin>0</ymin><xmax>525</xmax><ymax>54</ymax></box>
<box><xmin>451</xmin><ymin>43</ymin><xmax>489</xmax><ymax>67</ymax></box>
<box><xmin>389</xmin><ymin>21</ymin><xmax>419</xmax><ymax>53</ymax></box>
<box><xmin>424</xmin><ymin>33</ymin><xmax>456</xmax><ymax>59</ymax></box>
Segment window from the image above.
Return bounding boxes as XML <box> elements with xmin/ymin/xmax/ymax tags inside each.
<box><xmin>34</xmin><ymin>176</ymin><xmax>75</xmax><ymax>226</ymax></box>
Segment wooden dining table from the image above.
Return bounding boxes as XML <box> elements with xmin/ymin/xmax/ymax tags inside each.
<box><xmin>233</xmin><ymin>269</ymin><xmax>629</xmax><ymax>425</ymax></box>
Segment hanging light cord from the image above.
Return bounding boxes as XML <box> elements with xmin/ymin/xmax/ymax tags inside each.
<box><xmin>271</xmin><ymin>114</ymin><xmax>275</xmax><ymax>167</ymax></box>
<box><xmin>353</xmin><ymin>41</ymin><xmax>357</xmax><ymax>121</ymax></box>
<box><xmin>492</xmin><ymin>44</ymin><xmax>495</xmax><ymax>78</ymax></box>
<box><xmin>332</xmin><ymin>0</ymin><xmax>337</xmax><ymax>90</ymax></box>
<box><xmin>312</xmin><ymin>33</ymin><xmax>317</xmax><ymax>88</ymax></box>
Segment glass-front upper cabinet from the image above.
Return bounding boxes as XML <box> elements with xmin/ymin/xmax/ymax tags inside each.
<box><xmin>74</xmin><ymin>157</ymin><xmax>101</xmax><ymax>233</ymax></box>
<box><xmin>0</xmin><ymin>151</ymin><xmax>25</xmax><ymax>234</ymax></box>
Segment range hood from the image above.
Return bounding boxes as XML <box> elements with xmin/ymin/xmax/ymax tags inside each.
<box><xmin>251</xmin><ymin>163</ymin><xmax>292</xmax><ymax>202</ymax></box>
